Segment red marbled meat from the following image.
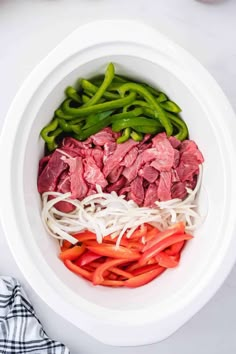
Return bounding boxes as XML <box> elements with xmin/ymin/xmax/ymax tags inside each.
<box><xmin>37</xmin><ymin>129</ymin><xmax>204</xmax><ymax>209</ymax></box>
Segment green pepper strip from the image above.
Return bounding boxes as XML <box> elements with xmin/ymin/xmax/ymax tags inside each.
<box><xmin>81</xmin><ymin>94</ymin><xmax>91</xmax><ymax>104</ymax></box>
<box><xmin>118</xmin><ymin>83</ymin><xmax>173</xmax><ymax>136</ymax></box>
<box><xmin>74</xmin><ymin>115</ymin><xmax>113</xmax><ymax>141</ymax></box>
<box><xmin>167</xmin><ymin>113</ymin><xmax>188</xmax><ymax>141</ymax></box>
<box><xmin>82</xmin><ymin>110</ymin><xmax>114</xmax><ymax>130</ymax></box>
<box><xmin>142</xmin><ymin>83</ymin><xmax>160</xmax><ymax>97</ymax></box>
<box><xmin>130</xmin><ymin>131</ymin><xmax>143</xmax><ymax>142</ymax></box>
<box><xmin>65</xmin><ymin>87</ymin><xmax>82</xmax><ymax>103</ymax></box>
<box><xmin>83</xmin><ymin>63</ymin><xmax>115</xmax><ymax>107</ymax></box>
<box><xmin>117</xmin><ymin>128</ymin><xmax>131</xmax><ymax>144</ymax></box>
<box><xmin>58</xmin><ymin>118</ymin><xmax>84</xmax><ymax>133</ymax></box>
<box><xmin>112</xmin><ymin>117</ymin><xmax>162</xmax><ymax>133</ymax></box>
<box><xmin>160</xmin><ymin>100</ymin><xmax>182</xmax><ymax>113</ymax></box>
<box><xmin>55</xmin><ymin>108</ymin><xmax>75</xmax><ymax>120</ymax></box>
<box><xmin>40</xmin><ymin>119</ymin><xmax>63</xmax><ymax>151</ymax></box>
<box><xmin>142</xmin><ymin>107</ymin><xmax>187</xmax><ymax>140</ymax></box>
<box><xmin>81</xmin><ymin>79</ymin><xmax>119</xmax><ymax>100</ymax></box>
<box><xmin>61</xmin><ymin>92</ymin><xmax>136</xmax><ymax>117</ymax></box>
<box><xmin>133</xmin><ymin>125</ymin><xmax>164</xmax><ymax>134</ymax></box>
<box><xmin>157</xmin><ymin>92</ymin><xmax>168</xmax><ymax>103</ymax></box>
<box><xmin>111</xmin><ymin>107</ymin><xmax>144</xmax><ymax>120</ymax></box>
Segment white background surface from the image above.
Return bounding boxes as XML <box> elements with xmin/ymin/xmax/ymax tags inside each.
<box><xmin>0</xmin><ymin>0</ymin><xmax>236</xmax><ymax>353</ymax></box>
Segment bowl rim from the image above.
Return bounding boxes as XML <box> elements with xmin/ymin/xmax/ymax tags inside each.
<box><xmin>1</xmin><ymin>20</ymin><xmax>236</xmax><ymax>345</ymax></box>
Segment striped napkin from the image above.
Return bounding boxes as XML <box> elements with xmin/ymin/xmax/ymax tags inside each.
<box><xmin>0</xmin><ymin>277</ymin><xmax>69</xmax><ymax>353</ymax></box>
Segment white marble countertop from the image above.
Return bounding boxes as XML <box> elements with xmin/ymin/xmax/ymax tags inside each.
<box><xmin>0</xmin><ymin>0</ymin><xmax>236</xmax><ymax>353</ymax></box>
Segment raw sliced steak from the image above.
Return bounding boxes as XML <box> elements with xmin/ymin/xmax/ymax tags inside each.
<box><xmin>130</xmin><ymin>176</ymin><xmax>144</xmax><ymax>206</ymax></box>
<box><xmin>103</xmin><ymin>139</ymin><xmax>138</xmax><ymax>177</ymax></box>
<box><xmin>144</xmin><ymin>183</ymin><xmax>158</xmax><ymax>207</ymax></box>
<box><xmin>66</xmin><ymin>156</ymin><xmax>88</xmax><ymax>199</ymax></box>
<box><xmin>171</xmin><ymin>182</ymin><xmax>187</xmax><ymax>200</ymax></box>
<box><xmin>157</xmin><ymin>171</ymin><xmax>172</xmax><ymax>201</ymax></box>
<box><xmin>38</xmin><ymin>150</ymin><xmax>68</xmax><ymax>193</ymax></box>
<box><xmin>139</xmin><ymin>164</ymin><xmax>159</xmax><ymax>183</ymax></box>
<box><xmin>84</xmin><ymin>156</ymin><xmax>108</xmax><ymax>188</ymax></box>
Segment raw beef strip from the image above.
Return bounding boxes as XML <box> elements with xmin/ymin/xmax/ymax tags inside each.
<box><xmin>103</xmin><ymin>139</ymin><xmax>138</xmax><ymax>178</ymax></box>
<box><xmin>171</xmin><ymin>182</ymin><xmax>187</xmax><ymax>200</ymax></box>
<box><xmin>157</xmin><ymin>171</ymin><xmax>172</xmax><ymax>201</ymax></box>
<box><xmin>139</xmin><ymin>164</ymin><xmax>159</xmax><ymax>183</ymax></box>
<box><xmin>90</xmin><ymin>128</ymin><xmax>115</xmax><ymax>146</ymax></box>
<box><xmin>79</xmin><ymin>148</ymin><xmax>104</xmax><ymax>170</ymax></box>
<box><xmin>108</xmin><ymin>166</ymin><xmax>124</xmax><ymax>184</ymax></box>
<box><xmin>144</xmin><ymin>183</ymin><xmax>158</xmax><ymax>207</ymax></box>
<box><xmin>106</xmin><ymin>176</ymin><xmax>126</xmax><ymax>193</ymax></box>
<box><xmin>118</xmin><ymin>186</ymin><xmax>131</xmax><ymax>196</ymax></box>
<box><xmin>66</xmin><ymin>156</ymin><xmax>88</xmax><ymax>199</ymax></box>
<box><xmin>84</xmin><ymin>156</ymin><xmax>108</xmax><ymax>189</ymax></box>
<box><xmin>130</xmin><ymin>176</ymin><xmax>145</xmax><ymax>206</ymax></box>
<box><xmin>168</xmin><ymin>136</ymin><xmax>181</xmax><ymax>149</ymax></box>
<box><xmin>103</xmin><ymin>141</ymin><xmax>117</xmax><ymax>163</ymax></box>
<box><xmin>173</xmin><ymin>149</ymin><xmax>180</xmax><ymax>168</ymax></box>
<box><xmin>123</xmin><ymin>148</ymin><xmax>161</xmax><ymax>182</ymax></box>
<box><xmin>38</xmin><ymin>155</ymin><xmax>51</xmax><ymax>176</ymax></box>
<box><xmin>120</xmin><ymin>147</ymin><xmax>139</xmax><ymax>168</ymax></box>
<box><xmin>62</xmin><ymin>136</ymin><xmax>92</xmax><ymax>149</ymax></box>
<box><xmin>57</xmin><ymin>170</ymin><xmax>71</xmax><ymax>193</ymax></box>
<box><xmin>38</xmin><ymin>150</ymin><xmax>68</xmax><ymax>193</ymax></box>
<box><xmin>47</xmin><ymin>195</ymin><xmax>75</xmax><ymax>213</ymax></box>
<box><xmin>150</xmin><ymin>133</ymin><xmax>174</xmax><ymax>172</ymax></box>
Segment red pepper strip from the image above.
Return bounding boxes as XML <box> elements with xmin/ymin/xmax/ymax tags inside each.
<box><xmin>132</xmin><ymin>263</ymin><xmax>162</xmax><ymax>276</ymax></box>
<box><xmin>87</xmin><ymin>244</ymin><xmax>140</xmax><ymax>260</ymax></box>
<box><xmin>64</xmin><ymin>259</ymin><xmax>92</xmax><ymax>281</ymax></box>
<box><xmin>82</xmin><ymin>265</ymin><xmax>95</xmax><ymax>272</ymax></box>
<box><xmin>72</xmin><ymin>231</ymin><xmax>97</xmax><ymax>242</ymax></box>
<box><xmin>165</xmin><ymin>241</ymin><xmax>185</xmax><ymax>256</ymax></box>
<box><xmin>108</xmin><ymin>273</ymin><xmax>118</xmax><ymax>280</ymax></box>
<box><xmin>110</xmin><ymin>267</ymin><xmax>133</xmax><ymax>279</ymax></box>
<box><xmin>146</xmin><ymin>223</ymin><xmax>155</xmax><ymax>232</ymax></box>
<box><xmin>128</xmin><ymin>224</ymin><xmax>148</xmax><ymax>240</ymax></box>
<box><xmin>155</xmin><ymin>252</ymin><xmax>179</xmax><ymax>268</ymax></box>
<box><xmin>125</xmin><ymin>267</ymin><xmax>165</xmax><ymax>288</ymax></box>
<box><xmin>101</xmin><ymin>280</ymin><xmax>124</xmax><ymax>287</ymax></box>
<box><xmin>142</xmin><ymin>227</ymin><xmax>161</xmax><ymax>244</ymax></box>
<box><xmin>142</xmin><ymin>222</ymin><xmax>186</xmax><ymax>252</ymax></box>
<box><xmin>59</xmin><ymin>244</ymin><xmax>86</xmax><ymax>261</ymax></box>
<box><xmin>103</xmin><ymin>236</ymin><xmax>130</xmax><ymax>248</ymax></box>
<box><xmin>61</xmin><ymin>240</ymin><xmax>72</xmax><ymax>252</ymax></box>
<box><xmin>93</xmin><ymin>259</ymin><xmax>128</xmax><ymax>285</ymax></box>
<box><xmin>139</xmin><ymin>233</ymin><xmax>193</xmax><ymax>266</ymax></box>
<box><xmin>75</xmin><ymin>250</ymin><xmax>103</xmax><ymax>267</ymax></box>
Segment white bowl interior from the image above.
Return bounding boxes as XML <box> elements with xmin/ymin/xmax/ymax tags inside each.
<box><xmin>22</xmin><ymin>53</ymin><xmax>223</xmax><ymax>311</ymax></box>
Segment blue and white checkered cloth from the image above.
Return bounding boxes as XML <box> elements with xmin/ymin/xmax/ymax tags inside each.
<box><xmin>0</xmin><ymin>277</ymin><xmax>69</xmax><ymax>353</ymax></box>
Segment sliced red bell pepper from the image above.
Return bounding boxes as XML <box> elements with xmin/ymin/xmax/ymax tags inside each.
<box><xmin>72</xmin><ymin>231</ymin><xmax>97</xmax><ymax>242</ymax></box>
<box><xmin>139</xmin><ymin>233</ymin><xmax>193</xmax><ymax>265</ymax></box>
<box><xmin>124</xmin><ymin>267</ymin><xmax>165</xmax><ymax>288</ymax></box>
<box><xmin>142</xmin><ymin>222</ymin><xmax>186</xmax><ymax>252</ymax></box>
<box><xmin>128</xmin><ymin>224</ymin><xmax>148</xmax><ymax>240</ymax></box>
<box><xmin>101</xmin><ymin>280</ymin><xmax>124</xmax><ymax>287</ymax></box>
<box><xmin>64</xmin><ymin>259</ymin><xmax>92</xmax><ymax>281</ymax></box>
<box><xmin>155</xmin><ymin>252</ymin><xmax>179</xmax><ymax>268</ymax></box>
<box><xmin>108</xmin><ymin>273</ymin><xmax>118</xmax><ymax>280</ymax></box>
<box><xmin>143</xmin><ymin>226</ymin><xmax>161</xmax><ymax>243</ymax></box>
<box><xmin>75</xmin><ymin>250</ymin><xmax>102</xmax><ymax>267</ymax></box>
<box><xmin>165</xmin><ymin>241</ymin><xmax>185</xmax><ymax>256</ymax></box>
<box><xmin>132</xmin><ymin>263</ymin><xmax>162</xmax><ymax>276</ymax></box>
<box><xmin>61</xmin><ymin>239</ymin><xmax>72</xmax><ymax>252</ymax></box>
<box><xmin>110</xmin><ymin>267</ymin><xmax>133</xmax><ymax>279</ymax></box>
<box><xmin>87</xmin><ymin>244</ymin><xmax>140</xmax><ymax>260</ymax></box>
<box><xmin>93</xmin><ymin>259</ymin><xmax>128</xmax><ymax>285</ymax></box>
<box><xmin>59</xmin><ymin>244</ymin><xmax>85</xmax><ymax>261</ymax></box>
